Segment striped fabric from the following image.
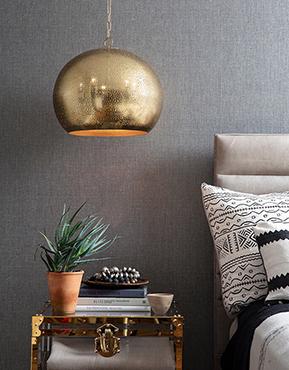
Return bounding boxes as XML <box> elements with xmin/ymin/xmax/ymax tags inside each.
<box><xmin>254</xmin><ymin>222</ymin><xmax>289</xmax><ymax>301</ymax></box>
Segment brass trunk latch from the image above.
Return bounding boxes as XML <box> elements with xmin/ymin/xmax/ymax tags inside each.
<box><xmin>95</xmin><ymin>323</ymin><xmax>120</xmax><ymax>357</ymax></box>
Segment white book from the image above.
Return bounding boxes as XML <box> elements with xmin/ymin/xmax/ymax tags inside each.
<box><xmin>74</xmin><ymin>311</ymin><xmax>152</xmax><ymax>317</ymax></box>
<box><xmin>77</xmin><ymin>297</ymin><xmax>149</xmax><ymax>306</ymax></box>
<box><xmin>75</xmin><ymin>305</ymin><xmax>151</xmax><ymax>312</ymax></box>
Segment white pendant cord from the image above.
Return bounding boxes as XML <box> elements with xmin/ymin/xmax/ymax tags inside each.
<box><xmin>104</xmin><ymin>0</ymin><xmax>113</xmax><ymax>49</ymax></box>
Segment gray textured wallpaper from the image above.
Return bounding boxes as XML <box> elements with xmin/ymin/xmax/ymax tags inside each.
<box><xmin>1</xmin><ymin>0</ymin><xmax>289</xmax><ymax>369</ymax></box>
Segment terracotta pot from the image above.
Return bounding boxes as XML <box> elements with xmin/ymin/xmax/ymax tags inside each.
<box><xmin>47</xmin><ymin>271</ymin><xmax>84</xmax><ymax>314</ymax></box>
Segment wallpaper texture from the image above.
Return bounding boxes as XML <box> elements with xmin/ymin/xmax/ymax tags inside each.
<box><xmin>1</xmin><ymin>1</ymin><xmax>289</xmax><ymax>369</ymax></box>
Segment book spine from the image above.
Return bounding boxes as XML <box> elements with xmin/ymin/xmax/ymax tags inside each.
<box><xmin>77</xmin><ymin>297</ymin><xmax>149</xmax><ymax>306</ymax></box>
<box><xmin>79</xmin><ymin>287</ymin><xmax>147</xmax><ymax>298</ymax></box>
<box><xmin>75</xmin><ymin>305</ymin><xmax>151</xmax><ymax>312</ymax></box>
<box><xmin>79</xmin><ymin>286</ymin><xmax>147</xmax><ymax>298</ymax></box>
<box><xmin>79</xmin><ymin>292</ymin><xmax>146</xmax><ymax>298</ymax></box>
<box><xmin>74</xmin><ymin>311</ymin><xmax>152</xmax><ymax>317</ymax></box>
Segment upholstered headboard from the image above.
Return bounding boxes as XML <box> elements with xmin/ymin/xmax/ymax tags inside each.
<box><xmin>213</xmin><ymin>133</ymin><xmax>289</xmax><ymax>370</ymax></box>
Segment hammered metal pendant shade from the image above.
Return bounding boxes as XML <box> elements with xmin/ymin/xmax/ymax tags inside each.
<box><xmin>53</xmin><ymin>48</ymin><xmax>163</xmax><ymax>136</ymax></box>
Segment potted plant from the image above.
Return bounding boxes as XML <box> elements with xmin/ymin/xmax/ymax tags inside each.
<box><xmin>38</xmin><ymin>204</ymin><xmax>116</xmax><ymax>314</ymax></box>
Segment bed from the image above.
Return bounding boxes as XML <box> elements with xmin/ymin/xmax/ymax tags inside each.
<box><xmin>213</xmin><ymin>133</ymin><xmax>289</xmax><ymax>370</ymax></box>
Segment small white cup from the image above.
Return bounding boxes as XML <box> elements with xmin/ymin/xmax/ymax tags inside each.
<box><xmin>147</xmin><ymin>293</ymin><xmax>174</xmax><ymax>315</ymax></box>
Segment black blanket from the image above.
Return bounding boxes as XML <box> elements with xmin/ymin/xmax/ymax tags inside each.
<box><xmin>221</xmin><ymin>300</ymin><xmax>289</xmax><ymax>370</ymax></box>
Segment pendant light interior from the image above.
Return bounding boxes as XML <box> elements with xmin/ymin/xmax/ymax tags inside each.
<box><xmin>69</xmin><ymin>129</ymin><xmax>148</xmax><ymax>137</ymax></box>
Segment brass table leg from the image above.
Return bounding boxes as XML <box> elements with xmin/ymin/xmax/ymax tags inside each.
<box><xmin>31</xmin><ymin>316</ymin><xmax>44</xmax><ymax>370</ymax></box>
<box><xmin>31</xmin><ymin>337</ymin><xmax>39</xmax><ymax>370</ymax></box>
<box><xmin>173</xmin><ymin>315</ymin><xmax>184</xmax><ymax>370</ymax></box>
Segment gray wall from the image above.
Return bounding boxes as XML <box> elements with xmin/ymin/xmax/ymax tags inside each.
<box><xmin>1</xmin><ymin>0</ymin><xmax>289</xmax><ymax>369</ymax></box>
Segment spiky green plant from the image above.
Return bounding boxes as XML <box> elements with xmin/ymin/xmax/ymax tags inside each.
<box><xmin>38</xmin><ymin>204</ymin><xmax>116</xmax><ymax>272</ymax></box>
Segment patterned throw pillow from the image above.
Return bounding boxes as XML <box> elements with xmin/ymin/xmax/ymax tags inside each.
<box><xmin>201</xmin><ymin>183</ymin><xmax>289</xmax><ymax>317</ymax></box>
<box><xmin>254</xmin><ymin>222</ymin><xmax>289</xmax><ymax>301</ymax></box>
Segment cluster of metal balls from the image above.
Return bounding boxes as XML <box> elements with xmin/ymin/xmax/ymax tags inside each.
<box><xmin>92</xmin><ymin>266</ymin><xmax>141</xmax><ymax>284</ymax></box>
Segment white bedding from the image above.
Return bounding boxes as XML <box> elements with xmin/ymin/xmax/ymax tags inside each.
<box><xmin>250</xmin><ymin>312</ymin><xmax>289</xmax><ymax>370</ymax></box>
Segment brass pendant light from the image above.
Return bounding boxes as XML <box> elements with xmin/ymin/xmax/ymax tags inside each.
<box><xmin>53</xmin><ymin>0</ymin><xmax>163</xmax><ymax>137</ymax></box>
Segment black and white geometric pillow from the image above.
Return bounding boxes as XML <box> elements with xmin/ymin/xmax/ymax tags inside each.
<box><xmin>201</xmin><ymin>183</ymin><xmax>289</xmax><ymax>317</ymax></box>
<box><xmin>254</xmin><ymin>222</ymin><xmax>289</xmax><ymax>301</ymax></box>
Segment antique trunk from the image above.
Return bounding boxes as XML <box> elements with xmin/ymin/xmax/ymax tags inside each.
<box><xmin>31</xmin><ymin>306</ymin><xmax>184</xmax><ymax>370</ymax></box>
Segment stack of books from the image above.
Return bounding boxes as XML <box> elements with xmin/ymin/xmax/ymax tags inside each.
<box><xmin>76</xmin><ymin>284</ymin><xmax>151</xmax><ymax>314</ymax></box>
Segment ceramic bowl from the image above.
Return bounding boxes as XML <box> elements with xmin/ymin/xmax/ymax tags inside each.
<box><xmin>147</xmin><ymin>293</ymin><xmax>174</xmax><ymax>315</ymax></box>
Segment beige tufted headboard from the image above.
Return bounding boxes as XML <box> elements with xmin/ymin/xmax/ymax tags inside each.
<box><xmin>213</xmin><ymin>133</ymin><xmax>289</xmax><ymax>370</ymax></box>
